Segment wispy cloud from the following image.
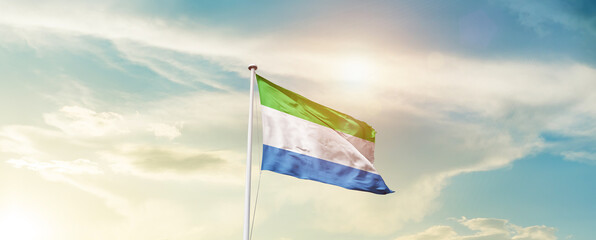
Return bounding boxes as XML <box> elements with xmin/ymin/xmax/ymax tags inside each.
<box><xmin>395</xmin><ymin>217</ymin><xmax>557</xmax><ymax>240</ymax></box>
<box><xmin>501</xmin><ymin>0</ymin><xmax>596</xmax><ymax>37</ymax></box>
<box><xmin>44</xmin><ymin>106</ymin><xmax>129</xmax><ymax>137</ymax></box>
<box><xmin>0</xmin><ymin>1</ymin><xmax>594</xmax><ymax>239</ymax></box>
<box><xmin>6</xmin><ymin>157</ymin><xmax>103</xmax><ymax>175</ymax></box>
<box><xmin>561</xmin><ymin>151</ymin><xmax>596</xmax><ymax>165</ymax></box>
<box><xmin>43</xmin><ymin>105</ymin><xmax>186</xmax><ymax>140</ymax></box>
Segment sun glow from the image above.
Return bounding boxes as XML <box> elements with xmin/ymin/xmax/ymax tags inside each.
<box><xmin>339</xmin><ymin>56</ymin><xmax>374</xmax><ymax>84</ymax></box>
<box><xmin>0</xmin><ymin>207</ymin><xmax>47</xmax><ymax>240</ymax></box>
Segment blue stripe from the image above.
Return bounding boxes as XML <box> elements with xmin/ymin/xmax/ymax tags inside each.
<box><xmin>262</xmin><ymin>145</ymin><xmax>394</xmax><ymax>195</ymax></box>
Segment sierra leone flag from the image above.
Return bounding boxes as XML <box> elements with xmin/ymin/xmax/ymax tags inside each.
<box><xmin>256</xmin><ymin>74</ymin><xmax>393</xmax><ymax>195</ymax></box>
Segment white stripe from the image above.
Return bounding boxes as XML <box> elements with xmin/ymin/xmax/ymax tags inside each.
<box><xmin>261</xmin><ymin>106</ymin><xmax>377</xmax><ymax>173</ymax></box>
<box><xmin>261</xmin><ymin>106</ymin><xmax>375</xmax><ymax>163</ymax></box>
<box><xmin>337</xmin><ymin>131</ymin><xmax>375</xmax><ymax>163</ymax></box>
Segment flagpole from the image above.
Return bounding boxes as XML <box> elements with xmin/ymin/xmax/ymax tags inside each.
<box><xmin>243</xmin><ymin>64</ymin><xmax>257</xmax><ymax>240</ymax></box>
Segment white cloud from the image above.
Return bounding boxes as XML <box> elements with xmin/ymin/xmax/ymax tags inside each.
<box><xmin>0</xmin><ymin>124</ymin><xmax>245</xmax><ymax>240</ymax></box>
<box><xmin>6</xmin><ymin>157</ymin><xmax>103</xmax><ymax>175</ymax></box>
<box><xmin>146</xmin><ymin>123</ymin><xmax>182</xmax><ymax>140</ymax></box>
<box><xmin>501</xmin><ymin>0</ymin><xmax>596</xmax><ymax>37</ymax></box>
<box><xmin>396</xmin><ymin>226</ymin><xmax>457</xmax><ymax>240</ymax></box>
<box><xmin>42</xmin><ymin>105</ymin><xmax>186</xmax><ymax>141</ymax></box>
<box><xmin>459</xmin><ymin>217</ymin><xmax>511</xmax><ymax>237</ymax></box>
<box><xmin>561</xmin><ymin>151</ymin><xmax>596</xmax><ymax>164</ymax></box>
<box><xmin>0</xmin><ymin>125</ymin><xmax>92</xmax><ymax>164</ymax></box>
<box><xmin>395</xmin><ymin>217</ymin><xmax>557</xmax><ymax>240</ymax></box>
<box><xmin>44</xmin><ymin>106</ymin><xmax>128</xmax><ymax>137</ymax></box>
<box><xmin>0</xmin><ymin>1</ymin><xmax>594</xmax><ymax>239</ymax></box>
<box><xmin>0</xmin><ymin>127</ymin><xmax>40</xmax><ymax>155</ymax></box>
<box><xmin>514</xmin><ymin>225</ymin><xmax>559</xmax><ymax>240</ymax></box>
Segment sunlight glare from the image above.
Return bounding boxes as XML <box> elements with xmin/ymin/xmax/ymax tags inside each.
<box><xmin>339</xmin><ymin>57</ymin><xmax>373</xmax><ymax>84</ymax></box>
<box><xmin>0</xmin><ymin>207</ymin><xmax>47</xmax><ymax>240</ymax></box>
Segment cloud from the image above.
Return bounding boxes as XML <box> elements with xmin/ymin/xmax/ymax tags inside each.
<box><xmin>395</xmin><ymin>217</ymin><xmax>557</xmax><ymax>240</ymax></box>
<box><xmin>501</xmin><ymin>0</ymin><xmax>596</xmax><ymax>36</ymax></box>
<box><xmin>112</xmin><ymin>41</ymin><xmax>237</xmax><ymax>90</ymax></box>
<box><xmin>1</xmin><ymin>99</ymin><xmax>245</xmax><ymax>182</ymax></box>
<box><xmin>44</xmin><ymin>105</ymin><xmax>185</xmax><ymax>140</ymax></box>
<box><xmin>133</xmin><ymin>150</ymin><xmax>220</xmax><ymax>173</ymax></box>
<box><xmin>6</xmin><ymin>157</ymin><xmax>103</xmax><ymax>175</ymax></box>
<box><xmin>460</xmin><ymin>217</ymin><xmax>510</xmax><ymax>236</ymax></box>
<box><xmin>0</xmin><ymin>126</ymin><xmax>40</xmax><ymax>156</ymax></box>
<box><xmin>396</xmin><ymin>226</ymin><xmax>457</xmax><ymax>240</ymax></box>
<box><xmin>104</xmin><ymin>144</ymin><xmax>233</xmax><ymax>174</ymax></box>
<box><xmin>101</xmin><ymin>148</ymin><xmax>244</xmax><ymax>184</ymax></box>
<box><xmin>0</xmin><ymin>125</ymin><xmax>242</xmax><ymax>239</ymax></box>
<box><xmin>44</xmin><ymin>106</ymin><xmax>128</xmax><ymax>137</ymax></box>
<box><xmin>0</xmin><ymin>0</ymin><xmax>259</xmax><ymax>88</ymax></box>
<box><xmin>561</xmin><ymin>151</ymin><xmax>596</xmax><ymax>164</ymax></box>
<box><xmin>1</xmin><ymin>1</ymin><xmax>595</xmax><ymax>238</ymax></box>
<box><xmin>0</xmin><ymin>124</ymin><xmax>244</xmax><ymax>240</ymax></box>
<box><xmin>0</xmin><ymin>125</ymin><xmax>92</xmax><ymax>164</ymax></box>
<box><xmin>146</xmin><ymin>123</ymin><xmax>182</xmax><ymax>140</ymax></box>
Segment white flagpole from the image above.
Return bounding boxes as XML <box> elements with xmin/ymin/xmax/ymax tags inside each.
<box><xmin>243</xmin><ymin>64</ymin><xmax>257</xmax><ymax>240</ymax></box>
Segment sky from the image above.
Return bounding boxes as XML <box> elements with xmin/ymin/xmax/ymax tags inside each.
<box><xmin>0</xmin><ymin>0</ymin><xmax>595</xmax><ymax>239</ymax></box>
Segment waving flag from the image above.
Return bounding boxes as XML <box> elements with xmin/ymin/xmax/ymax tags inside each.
<box><xmin>257</xmin><ymin>74</ymin><xmax>393</xmax><ymax>194</ymax></box>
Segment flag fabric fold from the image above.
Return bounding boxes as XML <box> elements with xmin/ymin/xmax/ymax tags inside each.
<box><xmin>256</xmin><ymin>74</ymin><xmax>393</xmax><ymax>195</ymax></box>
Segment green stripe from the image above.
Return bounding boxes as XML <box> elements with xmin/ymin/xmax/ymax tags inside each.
<box><xmin>256</xmin><ymin>74</ymin><xmax>376</xmax><ymax>142</ymax></box>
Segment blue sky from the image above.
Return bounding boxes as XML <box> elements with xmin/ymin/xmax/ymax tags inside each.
<box><xmin>0</xmin><ymin>0</ymin><xmax>595</xmax><ymax>239</ymax></box>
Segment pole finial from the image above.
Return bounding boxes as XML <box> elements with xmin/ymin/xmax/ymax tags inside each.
<box><xmin>248</xmin><ymin>64</ymin><xmax>258</xmax><ymax>71</ymax></box>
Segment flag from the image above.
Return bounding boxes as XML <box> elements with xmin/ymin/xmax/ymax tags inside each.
<box><xmin>256</xmin><ymin>74</ymin><xmax>393</xmax><ymax>195</ymax></box>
